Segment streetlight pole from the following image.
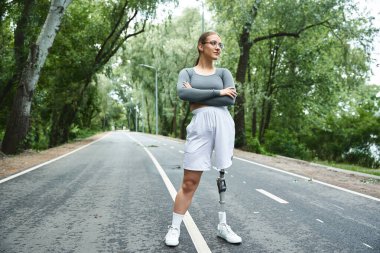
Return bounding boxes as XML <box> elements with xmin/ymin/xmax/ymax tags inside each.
<box><xmin>139</xmin><ymin>64</ymin><xmax>158</xmax><ymax>135</ymax></box>
<box><xmin>140</xmin><ymin>89</ymin><xmax>144</xmax><ymax>133</ymax></box>
<box><xmin>135</xmin><ymin>105</ymin><xmax>138</xmax><ymax>132</ymax></box>
<box><xmin>201</xmin><ymin>1</ymin><xmax>204</xmax><ymax>33</ymax></box>
<box><xmin>196</xmin><ymin>0</ymin><xmax>205</xmax><ymax>33</ymax></box>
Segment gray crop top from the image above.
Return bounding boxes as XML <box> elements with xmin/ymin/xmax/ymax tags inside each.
<box><xmin>177</xmin><ymin>67</ymin><xmax>236</xmax><ymax>106</ymax></box>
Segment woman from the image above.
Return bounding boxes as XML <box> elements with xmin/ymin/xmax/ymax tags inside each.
<box><xmin>165</xmin><ymin>31</ymin><xmax>242</xmax><ymax>246</ymax></box>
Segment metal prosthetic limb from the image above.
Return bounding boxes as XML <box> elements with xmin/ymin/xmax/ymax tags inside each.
<box><xmin>216</xmin><ymin>169</ymin><xmax>242</xmax><ymax>243</ymax></box>
<box><xmin>216</xmin><ymin>169</ymin><xmax>227</xmax><ymax>212</ymax></box>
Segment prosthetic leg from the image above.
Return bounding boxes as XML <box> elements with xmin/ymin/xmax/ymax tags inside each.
<box><xmin>216</xmin><ymin>169</ymin><xmax>242</xmax><ymax>243</ymax></box>
<box><xmin>216</xmin><ymin>169</ymin><xmax>227</xmax><ymax>225</ymax></box>
<box><xmin>216</xmin><ymin>169</ymin><xmax>227</xmax><ymax>213</ymax></box>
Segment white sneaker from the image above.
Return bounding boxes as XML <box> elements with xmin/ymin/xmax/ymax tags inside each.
<box><xmin>217</xmin><ymin>223</ymin><xmax>242</xmax><ymax>244</ymax></box>
<box><xmin>165</xmin><ymin>225</ymin><xmax>180</xmax><ymax>246</ymax></box>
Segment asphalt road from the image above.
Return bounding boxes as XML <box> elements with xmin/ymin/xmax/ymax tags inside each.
<box><xmin>1</xmin><ymin>131</ymin><xmax>379</xmax><ymax>252</ymax></box>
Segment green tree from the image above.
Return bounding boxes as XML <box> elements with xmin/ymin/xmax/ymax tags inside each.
<box><xmin>0</xmin><ymin>1</ymin><xmax>50</xmax><ymax>136</ymax></box>
<box><xmin>2</xmin><ymin>0</ymin><xmax>72</xmax><ymax>154</ymax></box>
<box><xmin>113</xmin><ymin>8</ymin><xmax>202</xmax><ymax>137</ymax></box>
<box><xmin>47</xmin><ymin>0</ymin><xmax>172</xmax><ymax>146</ymax></box>
<box><xmin>209</xmin><ymin>0</ymin><xmax>377</xmax><ymax>148</ymax></box>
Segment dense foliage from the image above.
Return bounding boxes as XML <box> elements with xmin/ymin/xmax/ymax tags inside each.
<box><xmin>0</xmin><ymin>0</ymin><xmax>379</xmax><ymax>168</ymax></box>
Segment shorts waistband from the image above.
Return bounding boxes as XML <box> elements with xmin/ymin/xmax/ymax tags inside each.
<box><xmin>191</xmin><ymin>106</ymin><xmax>227</xmax><ymax>115</ymax></box>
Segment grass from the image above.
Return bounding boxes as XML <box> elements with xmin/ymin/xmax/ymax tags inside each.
<box><xmin>313</xmin><ymin>160</ymin><xmax>380</xmax><ymax>177</ymax></box>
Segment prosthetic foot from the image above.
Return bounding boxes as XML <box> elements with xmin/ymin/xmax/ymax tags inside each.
<box><xmin>216</xmin><ymin>169</ymin><xmax>242</xmax><ymax>244</ymax></box>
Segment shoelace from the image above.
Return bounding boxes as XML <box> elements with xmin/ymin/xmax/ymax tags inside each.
<box><xmin>168</xmin><ymin>226</ymin><xmax>179</xmax><ymax>235</ymax></box>
<box><xmin>222</xmin><ymin>224</ymin><xmax>237</xmax><ymax>236</ymax></box>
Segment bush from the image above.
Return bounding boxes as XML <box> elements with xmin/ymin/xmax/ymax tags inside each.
<box><xmin>69</xmin><ymin>126</ymin><xmax>101</xmax><ymax>141</ymax></box>
<box><xmin>244</xmin><ymin>134</ymin><xmax>267</xmax><ymax>154</ymax></box>
<box><xmin>24</xmin><ymin>125</ymin><xmax>50</xmax><ymax>151</ymax></box>
<box><xmin>264</xmin><ymin>129</ymin><xmax>313</xmax><ymax>160</ymax></box>
<box><xmin>344</xmin><ymin>145</ymin><xmax>380</xmax><ymax>169</ymax></box>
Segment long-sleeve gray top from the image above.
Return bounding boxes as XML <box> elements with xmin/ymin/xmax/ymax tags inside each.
<box><xmin>177</xmin><ymin>67</ymin><xmax>236</xmax><ymax>106</ymax></box>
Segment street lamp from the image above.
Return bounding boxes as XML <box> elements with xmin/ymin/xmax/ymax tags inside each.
<box><xmin>196</xmin><ymin>0</ymin><xmax>205</xmax><ymax>32</ymax></box>
<box><xmin>139</xmin><ymin>64</ymin><xmax>158</xmax><ymax>135</ymax></box>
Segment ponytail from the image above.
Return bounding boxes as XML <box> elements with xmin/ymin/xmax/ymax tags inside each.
<box><xmin>194</xmin><ymin>56</ymin><xmax>200</xmax><ymax>66</ymax></box>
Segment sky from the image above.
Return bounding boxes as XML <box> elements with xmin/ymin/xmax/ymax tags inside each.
<box><xmin>163</xmin><ymin>0</ymin><xmax>380</xmax><ymax>85</ymax></box>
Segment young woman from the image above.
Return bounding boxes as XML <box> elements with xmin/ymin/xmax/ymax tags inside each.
<box><xmin>165</xmin><ymin>31</ymin><xmax>242</xmax><ymax>246</ymax></box>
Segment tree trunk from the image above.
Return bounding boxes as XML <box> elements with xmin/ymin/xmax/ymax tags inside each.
<box><xmin>234</xmin><ymin>26</ymin><xmax>253</xmax><ymax>147</ymax></box>
<box><xmin>1</xmin><ymin>0</ymin><xmax>72</xmax><ymax>154</ymax></box>
<box><xmin>258</xmin><ymin>97</ymin><xmax>267</xmax><ymax>143</ymax></box>
<box><xmin>247</xmin><ymin>61</ymin><xmax>257</xmax><ymax>138</ymax></box>
<box><xmin>0</xmin><ymin>0</ymin><xmax>35</xmax><ymax>107</ymax></box>
<box><xmin>258</xmin><ymin>40</ymin><xmax>279</xmax><ymax>144</ymax></box>
<box><xmin>259</xmin><ymin>78</ymin><xmax>276</xmax><ymax>144</ymax></box>
<box><xmin>250</xmin><ymin>78</ymin><xmax>258</xmax><ymax>138</ymax></box>
<box><xmin>145</xmin><ymin>96</ymin><xmax>151</xmax><ymax>133</ymax></box>
<box><xmin>251</xmin><ymin>107</ymin><xmax>257</xmax><ymax>137</ymax></box>
<box><xmin>259</xmin><ymin>98</ymin><xmax>273</xmax><ymax>143</ymax></box>
<box><xmin>180</xmin><ymin>103</ymin><xmax>190</xmax><ymax>140</ymax></box>
<box><xmin>171</xmin><ymin>104</ymin><xmax>177</xmax><ymax>136</ymax></box>
<box><xmin>49</xmin><ymin>103</ymin><xmax>75</xmax><ymax>147</ymax></box>
<box><xmin>233</xmin><ymin>2</ymin><xmax>260</xmax><ymax>147</ymax></box>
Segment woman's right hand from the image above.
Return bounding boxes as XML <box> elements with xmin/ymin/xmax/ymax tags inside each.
<box><xmin>220</xmin><ymin>87</ymin><xmax>237</xmax><ymax>98</ymax></box>
<box><xmin>182</xmin><ymin>81</ymin><xmax>192</xmax><ymax>88</ymax></box>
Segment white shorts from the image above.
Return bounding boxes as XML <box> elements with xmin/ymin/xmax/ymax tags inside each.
<box><xmin>183</xmin><ymin>106</ymin><xmax>235</xmax><ymax>171</ymax></box>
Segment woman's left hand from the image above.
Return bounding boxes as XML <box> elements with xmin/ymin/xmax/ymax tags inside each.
<box><xmin>220</xmin><ymin>87</ymin><xmax>237</xmax><ymax>98</ymax></box>
<box><xmin>182</xmin><ymin>81</ymin><xmax>192</xmax><ymax>88</ymax></box>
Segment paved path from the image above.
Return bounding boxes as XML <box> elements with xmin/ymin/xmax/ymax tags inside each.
<box><xmin>1</xmin><ymin>131</ymin><xmax>379</xmax><ymax>252</ymax></box>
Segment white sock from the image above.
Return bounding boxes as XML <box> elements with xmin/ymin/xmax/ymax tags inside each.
<box><xmin>172</xmin><ymin>212</ymin><xmax>184</xmax><ymax>230</ymax></box>
<box><xmin>218</xmin><ymin>211</ymin><xmax>227</xmax><ymax>224</ymax></box>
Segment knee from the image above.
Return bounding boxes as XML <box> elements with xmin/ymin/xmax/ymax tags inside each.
<box><xmin>181</xmin><ymin>178</ymin><xmax>199</xmax><ymax>194</ymax></box>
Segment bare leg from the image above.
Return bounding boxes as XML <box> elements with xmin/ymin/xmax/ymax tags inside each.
<box><xmin>165</xmin><ymin>169</ymin><xmax>203</xmax><ymax>246</ymax></box>
<box><xmin>173</xmin><ymin>169</ymin><xmax>203</xmax><ymax>214</ymax></box>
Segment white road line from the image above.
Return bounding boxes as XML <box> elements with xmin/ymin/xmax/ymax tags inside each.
<box><xmin>0</xmin><ymin>133</ymin><xmax>110</xmax><ymax>184</ymax></box>
<box><xmin>363</xmin><ymin>243</ymin><xmax>373</xmax><ymax>249</ymax></box>
<box><xmin>332</xmin><ymin>204</ymin><xmax>344</xmax><ymax>210</ymax></box>
<box><xmin>170</xmin><ymin>146</ymin><xmax>174</xmax><ymax>149</ymax></box>
<box><xmin>179</xmin><ymin>150</ymin><xmax>184</xmax><ymax>154</ymax></box>
<box><xmin>127</xmin><ymin>133</ymin><xmax>211</xmax><ymax>253</ymax></box>
<box><xmin>256</xmin><ymin>189</ymin><xmax>289</xmax><ymax>204</ymax></box>
<box><xmin>316</xmin><ymin>219</ymin><xmax>324</xmax><ymax>223</ymax></box>
<box><xmin>234</xmin><ymin>156</ymin><xmax>380</xmax><ymax>202</ymax></box>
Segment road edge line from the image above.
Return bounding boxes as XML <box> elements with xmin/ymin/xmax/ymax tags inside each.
<box><xmin>0</xmin><ymin>133</ymin><xmax>110</xmax><ymax>184</ymax></box>
<box><xmin>234</xmin><ymin>156</ymin><xmax>380</xmax><ymax>202</ymax></box>
<box><xmin>126</xmin><ymin>133</ymin><xmax>212</xmax><ymax>253</ymax></box>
